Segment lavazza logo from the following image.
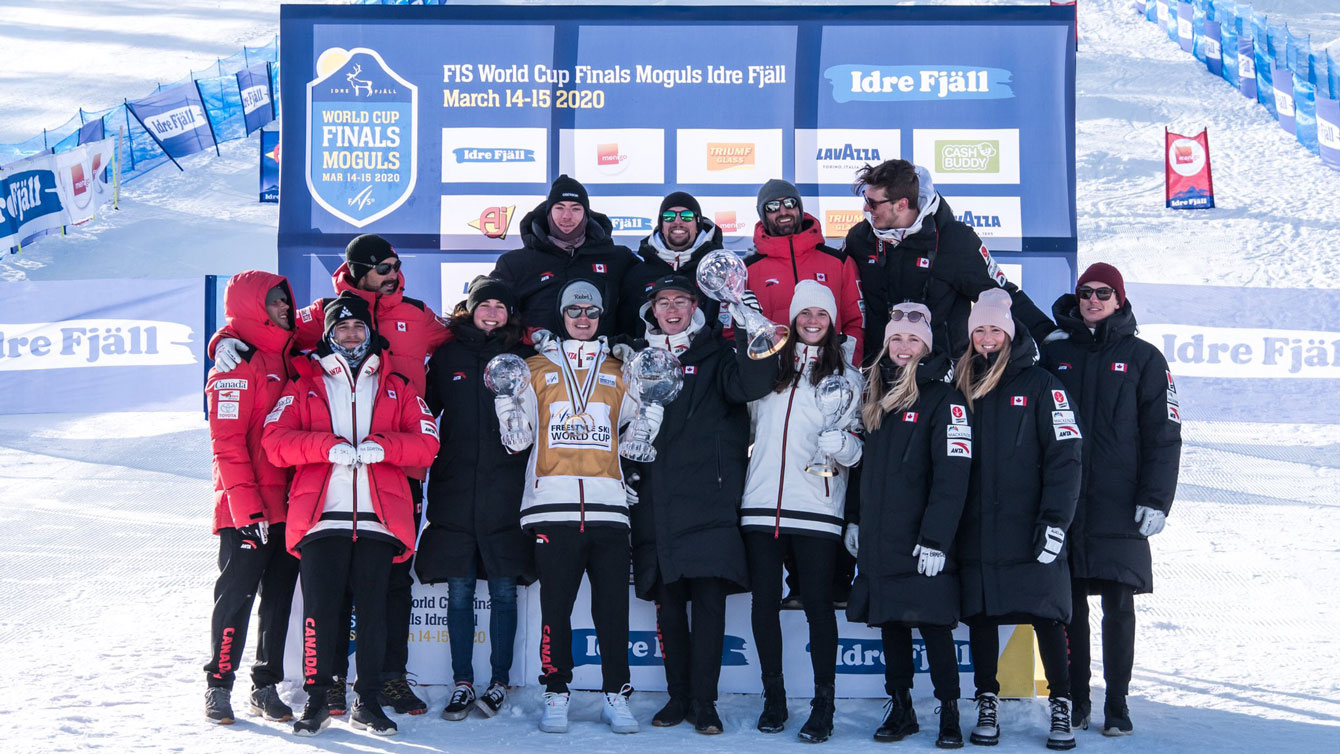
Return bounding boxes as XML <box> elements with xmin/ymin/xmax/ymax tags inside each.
<box><xmin>937</xmin><ymin>140</ymin><xmax>999</xmax><ymax>173</ymax></box>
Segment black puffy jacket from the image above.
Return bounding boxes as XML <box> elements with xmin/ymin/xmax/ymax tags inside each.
<box><xmin>1040</xmin><ymin>296</ymin><xmax>1182</xmax><ymax>593</ymax></box>
<box><xmin>957</xmin><ymin>327</ymin><xmax>1082</xmax><ymax>624</ymax></box>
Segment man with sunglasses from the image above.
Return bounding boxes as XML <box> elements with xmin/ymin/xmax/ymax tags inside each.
<box><xmin>212</xmin><ymin>232</ymin><xmax>449</xmax><ymax>717</ymax></box>
<box><xmin>745</xmin><ymin>179</ymin><xmax>865</xmax><ymax>361</ymax></box>
<box><xmin>493</xmin><ymin>174</ymin><xmax>638</xmax><ymax>339</ymax></box>
<box><xmin>618</xmin><ymin>192</ymin><xmax>728</xmax><ymax>338</ymax></box>
<box><xmin>1039</xmin><ymin>262</ymin><xmax>1182</xmax><ymax>738</ymax></box>
<box><xmin>843</xmin><ymin>159</ymin><xmax>1051</xmax><ymax>366</ymax></box>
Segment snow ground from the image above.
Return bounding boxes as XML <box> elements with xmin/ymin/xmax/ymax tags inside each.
<box><xmin>1</xmin><ymin>0</ymin><xmax>1338</xmax><ymax>752</ymax></box>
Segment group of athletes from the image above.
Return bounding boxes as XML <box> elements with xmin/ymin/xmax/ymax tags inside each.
<box><xmin>200</xmin><ymin>157</ymin><xmax>1182</xmax><ymax>750</ymax></box>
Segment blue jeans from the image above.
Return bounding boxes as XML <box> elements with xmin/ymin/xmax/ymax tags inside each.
<box><xmin>446</xmin><ymin>573</ymin><xmax>518</xmax><ymax>686</ymax></box>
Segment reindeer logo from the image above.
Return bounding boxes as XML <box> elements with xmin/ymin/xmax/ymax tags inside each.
<box><xmin>345</xmin><ymin>64</ymin><xmax>373</xmax><ymax>97</ymax></box>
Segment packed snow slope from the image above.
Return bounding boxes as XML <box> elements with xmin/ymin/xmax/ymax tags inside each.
<box><xmin>0</xmin><ymin>1</ymin><xmax>1337</xmax><ymax>753</ymax></box>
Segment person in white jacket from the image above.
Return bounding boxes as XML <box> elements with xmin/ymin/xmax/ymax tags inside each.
<box><xmin>740</xmin><ymin>280</ymin><xmax>863</xmax><ymax>743</ymax></box>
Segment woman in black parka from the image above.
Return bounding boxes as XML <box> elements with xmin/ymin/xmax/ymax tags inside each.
<box><xmin>628</xmin><ymin>275</ymin><xmax>777</xmax><ymax>735</ymax></box>
<box><xmin>418</xmin><ymin>276</ymin><xmax>535</xmax><ymax>720</ymax></box>
<box><xmin>846</xmin><ymin>303</ymin><xmax>971</xmax><ymax>749</ymax></box>
<box><xmin>1040</xmin><ymin>263</ymin><xmax>1181</xmax><ymax>736</ymax></box>
<box><xmin>954</xmin><ymin>289</ymin><xmax>1081</xmax><ymax>752</ymax></box>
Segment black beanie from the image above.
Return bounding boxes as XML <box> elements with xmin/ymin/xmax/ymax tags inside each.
<box><xmin>345</xmin><ymin>234</ymin><xmax>397</xmax><ymax>281</ymax></box>
<box><xmin>658</xmin><ymin>191</ymin><xmax>702</xmax><ymax>220</ymax></box>
<box><xmin>546</xmin><ymin>174</ymin><xmax>590</xmax><ymax>213</ymax></box>
<box><xmin>646</xmin><ymin>274</ymin><xmax>697</xmax><ymax>302</ymax></box>
<box><xmin>466</xmin><ymin>275</ymin><xmax>517</xmax><ymax>314</ymax></box>
<box><xmin>323</xmin><ymin>292</ymin><xmax>375</xmax><ymax>338</ymax></box>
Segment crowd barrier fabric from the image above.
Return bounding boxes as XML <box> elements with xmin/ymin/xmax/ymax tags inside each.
<box><xmin>260</xmin><ymin>129</ymin><xmax>280</xmax><ymax>203</ymax></box>
<box><xmin>1</xmin><ymin>137</ymin><xmax>119</xmax><ymax>250</ymax></box>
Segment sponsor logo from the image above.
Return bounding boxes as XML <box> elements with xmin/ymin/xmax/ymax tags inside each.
<box><xmin>828</xmin><ymin>637</ymin><xmax>973</xmax><ymax>674</ymax></box>
<box><xmin>216</xmin><ymin>401</ymin><xmax>240</xmax><ymax>420</ymax></box>
<box><xmin>1166</xmin><ymin>370</ymin><xmax>1177</xmax><ymax>393</ymax></box>
<box><xmin>574</xmin><ymin>629</ymin><xmax>749</xmax><ymax>667</ymax></box>
<box><xmin>608</xmin><ymin>215</ymin><xmax>654</xmax><ymax>234</ymax></box>
<box><xmin>0</xmin><ymin>319</ymin><xmax>197</xmax><ymax>372</ymax></box>
<box><xmin>1052</xmin><ymin>390</ymin><xmax>1070</xmax><ymax>410</ymax></box>
<box><xmin>1054</xmin><ymin>423</ymin><xmax>1082</xmax><ymax>440</ymax></box>
<box><xmin>452</xmin><ymin>371</ymin><xmax>466</xmax><ymax>381</ymax></box>
<box><xmin>545</xmin><ymin>402</ymin><xmax>613</xmax><ymax>450</ymax></box>
<box><xmin>824</xmin><ymin>66</ymin><xmax>1013</xmax><ymax>103</ymax></box>
<box><xmin>903</xmin><ymin>411</ymin><xmax>918</xmax><ymax>422</ymax></box>
<box><xmin>794</xmin><ymin>129</ymin><xmax>902</xmax><ymax>183</ymax></box>
<box><xmin>822</xmin><ymin>209</ymin><xmax>864</xmax><ymax>239</ymax></box>
<box><xmin>545</xmin><ymin>372</ymin><xmax>559</xmax><ymax>385</ymax></box>
<box><xmin>1057</xmin><ymin>362</ymin><xmax>1072</xmax><ymax>370</ymax></box>
<box><xmin>240</xmin><ymin>84</ymin><xmax>271</xmax><ymax>116</ymax></box>
<box><xmin>714</xmin><ymin>211</ymin><xmax>745</xmax><ymax>233</ymax></box>
<box><xmin>539</xmin><ymin>271</ymin><xmax>554</xmax><ymax>282</ymax></box>
<box><xmin>597</xmin><ymin>374</ymin><xmax>617</xmax><ymax>387</ymax></box>
<box><xmin>1167</xmin><ymin>138</ymin><xmax>1207</xmax><ymax>178</ymax></box>
<box><xmin>764</xmin><ymin>278</ymin><xmax>780</xmax><ymax>287</ymax></box>
<box><xmin>595</xmin><ymin>142</ymin><xmax>628</xmax><ymax>175</ymax></box>
<box><xmin>1112</xmin><ymin>362</ymin><xmax>1128</xmax><ymax>372</ymax></box>
<box><xmin>957</xmin><ymin>210</ymin><xmax>1004</xmax><ymax>228</ymax></box>
<box><xmin>1167</xmin><ymin>403</ymin><xmax>1182</xmax><ymax>424</ymax></box>
<box><xmin>536</xmin><ymin>533</ymin><xmax>550</xmax><ymax>544</ymax></box>
<box><xmin>914</xmin><ymin>129</ymin><xmax>1019</xmax><ymax>184</ymax></box>
<box><xmin>216</xmin><ymin>389</ymin><xmax>240</xmax><ymax>402</ymax></box>
<box><xmin>468</xmin><ymin>205</ymin><xmax>516</xmax><ymax>239</ymax></box>
<box><xmin>417</xmin><ymin>396</ymin><xmax>432</xmax><ymax>415</ymax></box>
<box><xmin>946</xmin><ymin>196</ymin><xmax>1023</xmax><ymax>240</ymax></box>
<box><xmin>950</xmin><ymin>404</ymin><xmax>968</xmax><ymax>425</ymax></box>
<box><xmin>1011</xmin><ymin>395</ymin><xmax>1028</xmax><ymax>406</ymax></box>
<box><xmin>299</xmin><ymin>308</ymin><xmax>312</xmax><ymax>323</ymax></box>
<box><xmin>706</xmin><ymin>142</ymin><xmax>756</xmax><ymax>171</ymax></box>
<box><xmin>1052</xmin><ymin>410</ymin><xmax>1076</xmax><ymax>424</ymax></box>
<box><xmin>264</xmin><ymin>395</ymin><xmax>293</xmax><ymax>425</ymax></box>
<box><xmin>420</xmin><ymin>418</ymin><xmax>439</xmax><ymax>438</ymax></box>
<box><xmin>142</xmin><ymin>105</ymin><xmax>209</xmax><ymax>142</ymax></box>
<box><xmin>917</xmin><ymin>257</ymin><xmax>931</xmax><ymax>269</ymax></box>
<box><xmin>213</xmin><ymin>379</ymin><xmax>248</xmax><ymax>390</ymax></box>
<box><xmin>947</xmin><ymin>425</ymin><xmax>971</xmax><ymax>439</ymax></box>
<box><xmin>978</xmin><ymin>244</ymin><xmax>1008</xmax><ymax>287</ymax></box>
<box><xmin>947</xmin><ymin>438</ymin><xmax>972</xmax><ymax>458</ymax></box>
<box><xmin>815</xmin><ymin>144</ymin><xmax>882</xmax><ymax>162</ymax></box>
<box><xmin>452</xmin><ymin>147</ymin><xmax>535</xmax><ymax>164</ymax></box>
<box><xmin>936</xmin><ymin>140</ymin><xmax>1000</xmax><ymax>173</ymax></box>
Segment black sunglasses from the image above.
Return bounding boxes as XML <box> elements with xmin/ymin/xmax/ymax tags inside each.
<box><xmin>889</xmin><ymin>309</ymin><xmax>926</xmax><ymax>323</ymax></box>
<box><xmin>661</xmin><ymin>210</ymin><xmax>697</xmax><ymax>222</ymax></box>
<box><xmin>1076</xmin><ymin>286</ymin><xmax>1114</xmax><ymax>301</ymax></box>
<box><xmin>563</xmin><ymin>305</ymin><xmax>603</xmax><ymax>319</ymax></box>
<box><xmin>762</xmin><ymin>197</ymin><xmax>800</xmax><ymax>213</ymax></box>
<box><xmin>372</xmin><ymin>260</ymin><xmax>401</xmax><ymax>275</ymax></box>
<box><xmin>863</xmin><ymin>194</ymin><xmax>894</xmax><ymax>209</ymax></box>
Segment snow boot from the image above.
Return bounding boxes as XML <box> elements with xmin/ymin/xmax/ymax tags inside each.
<box><xmin>797</xmin><ymin>684</ymin><xmax>835</xmax><ymax>743</ymax></box>
<box><xmin>378</xmin><ymin>674</ymin><xmax>427</xmax><ymax>715</ymax></box>
<box><xmin>539</xmin><ymin>691</ymin><xmax>570</xmax><ymax>733</ymax></box>
<box><xmin>652</xmin><ymin>696</ymin><xmax>690</xmax><ymax>727</ymax></box>
<box><xmin>874</xmin><ymin>688</ymin><xmax>919</xmax><ymax>742</ymax></box>
<box><xmin>1046</xmin><ymin>697</ymin><xmax>1076</xmax><ymax>750</ymax></box>
<box><xmin>969</xmin><ymin>692</ymin><xmax>999</xmax><ymax>746</ymax></box>
<box><xmin>601</xmin><ymin>684</ymin><xmax>639</xmax><ymax>734</ymax></box>
<box><xmin>694</xmin><ymin>701</ymin><xmax>724</xmax><ymax>734</ymax></box>
<box><xmin>351</xmin><ymin>698</ymin><xmax>398</xmax><ymax>736</ymax></box>
<box><xmin>249</xmin><ymin>684</ymin><xmax>293</xmax><ymax>722</ymax></box>
<box><xmin>205</xmin><ymin>687</ymin><xmax>234</xmax><ymax>725</ymax></box>
<box><xmin>326</xmin><ymin>677</ymin><xmax>348</xmax><ymax>716</ymax></box>
<box><xmin>1102</xmin><ymin>695</ymin><xmax>1133</xmax><ymax>737</ymax></box>
<box><xmin>441</xmin><ymin>682</ymin><xmax>475</xmax><ymax>721</ymax></box>
<box><xmin>757</xmin><ymin>674</ymin><xmax>789</xmax><ymax>733</ymax></box>
<box><xmin>936</xmin><ymin>700</ymin><xmax>964</xmax><ymax>749</ymax></box>
<box><xmin>293</xmin><ymin>692</ymin><xmax>331</xmax><ymax>736</ymax></box>
<box><xmin>475</xmin><ymin>681</ymin><xmax>507</xmax><ymax>717</ymax></box>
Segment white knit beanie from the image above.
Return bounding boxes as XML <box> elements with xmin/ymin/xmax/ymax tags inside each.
<box><xmin>789</xmin><ymin>279</ymin><xmax>838</xmax><ymax>325</ymax></box>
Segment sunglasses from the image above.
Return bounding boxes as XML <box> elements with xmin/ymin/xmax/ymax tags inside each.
<box><xmin>563</xmin><ymin>305</ymin><xmax>603</xmax><ymax>319</ymax></box>
<box><xmin>762</xmin><ymin>197</ymin><xmax>800</xmax><ymax>213</ymax></box>
<box><xmin>863</xmin><ymin>193</ymin><xmax>895</xmax><ymax>209</ymax></box>
<box><xmin>661</xmin><ymin>210</ymin><xmax>697</xmax><ymax>222</ymax></box>
<box><xmin>372</xmin><ymin>260</ymin><xmax>401</xmax><ymax>275</ymax></box>
<box><xmin>889</xmin><ymin>309</ymin><xmax>926</xmax><ymax>323</ymax></box>
<box><xmin>1076</xmin><ymin>286</ymin><xmax>1115</xmax><ymax>301</ymax></box>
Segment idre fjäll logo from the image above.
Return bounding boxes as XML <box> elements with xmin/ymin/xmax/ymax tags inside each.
<box><xmin>306</xmin><ymin>47</ymin><xmax>418</xmax><ymax>228</ymax></box>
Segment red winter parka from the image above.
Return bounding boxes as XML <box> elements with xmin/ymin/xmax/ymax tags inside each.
<box><xmin>261</xmin><ymin>351</ymin><xmax>441</xmax><ymax>563</ymax></box>
<box><xmin>207</xmin><ymin>270</ymin><xmax>298</xmax><ymax>533</ymax></box>
<box><xmin>745</xmin><ymin>215</ymin><xmax>866</xmax><ymax>362</ymax></box>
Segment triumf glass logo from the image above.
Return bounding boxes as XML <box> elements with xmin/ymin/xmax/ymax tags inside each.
<box><xmin>935</xmin><ymin>141</ymin><xmax>1000</xmax><ymax>173</ymax></box>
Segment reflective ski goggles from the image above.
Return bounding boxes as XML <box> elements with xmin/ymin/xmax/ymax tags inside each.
<box><xmin>661</xmin><ymin>210</ymin><xmax>697</xmax><ymax>222</ymax></box>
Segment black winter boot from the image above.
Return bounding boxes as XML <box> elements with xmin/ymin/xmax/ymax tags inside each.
<box><xmin>1102</xmin><ymin>694</ymin><xmax>1133</xmax><ymax>737</ymax></box>
<box><xmin>797</xmin><ymin>684</ymin><xmax>835</xmax><ymax>743</ymax></box>
<box><xmin>351</xmin><ymin>698</ymin><xmax>399</xmax><ymax>736</ymax></box>
<box><xmin>935</xmin><ymin>699</ymin><xmax>963</xmax><ymax>749</ymax></box>
<box><xmin>652</xmin><ymin>696</ymin><xmax>690</xmax><ymax>727</ymax></box>
<box><xmin>757</xmin><ymin>675</ymin><xmax>789</xmax><ymax>733</ymax></box>
<box><xmin>874</xmin><ymin>689</ymin><xmax>919</xmax><ymax>742</ymax></box>
<box><xmin>293</xmin><ymin>691</ymin><xmax>331</xmax><ymax>736</ymax></box>
<box><xmin>693</xmin><ymin>700</ymin><xmax>724</xmax><ymax>734</ymax></box>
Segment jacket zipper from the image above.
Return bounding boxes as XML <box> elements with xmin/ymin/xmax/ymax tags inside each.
<box><xmin>789</xmin><ymin>238</ymin><xmax>799</xmax><ymax>284</ymax></box>
<box><xmin>775</xmin><ymin>383</ymin><xmax>799</xmax><ymax>538</ymax></box>
<box><xmin>349</xmin><ymin>370</ymin><xmax>359</xmax><ymax>543</ymax></box>
<box><xmin>578</xmin><ymin>479</ymin><xmax>586</xmax><ymax>533</ymax></box>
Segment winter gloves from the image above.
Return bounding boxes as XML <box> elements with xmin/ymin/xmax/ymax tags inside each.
<box><xmin>1034</xmin><ymin>524</ymin><xmax>1066</xmax><ymax>564</ymax></box>
<box><xmin>843</xmin><ymin>524</ymin><xmax>859</xmax><ymax>558</ymax></box>
<box><xmin>817</xmin><ymin>430</ymin><xmax>851</xmax><ymax>457</ymax></box>
<box><xmin>213</xmin><ymin>338</ymin><xmax>249</xmax><ymax>372</ymax></box>
<box><xmin>330</xmin><ymin>439</ymin><xmax>390</xmax><ymax>465</ymax></box>
<box><xmin>237</xmin><ymin>521</ymin><xmax>269</xmax><ymax>549</ymax></box>
<box><xmin>356</xmin><ymin>441</ymin><xmax>384</xmax><ymax>465</ymax></box>
<box><xmin>1135</xmin><ymin>506</ymin><xmax>1166</xmax><ymax>537</ymax></box>
<box><xmin>641</xmin><ymin>403</ymin><xmax>665</xmax><ymax>444</ymax></box>
<box><xmin>913</xmin><ymin>544</ymin><xmax>946</xmax><ymax>577</ymax></box>
<box><xmin>328</xmin><ymin>443</ymin><xmax>358</xmax><ymax>466</ymax></box>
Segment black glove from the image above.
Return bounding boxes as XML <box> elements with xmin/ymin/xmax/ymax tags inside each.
<box><xmin>237</xmin><ymin>521</ymin><xmax>270</xmax><ymax>550</ymax></box>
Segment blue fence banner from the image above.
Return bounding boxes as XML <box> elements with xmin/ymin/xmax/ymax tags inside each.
<box><xmin>1294</xmin><ymin>72</ymin><xmax>1318</xmax><ymax>153</ymax></box>
<box><xmin>237</xmin><ymin>63</ymin><xmax>277</xmax><ymax>136</ymax></box>
<box><xmin>1239</xmin><ymin>35</ymin><xmax>1258</xmax><ymax>99</ymax></box>
<box><xmin>1318</xmin><ymin>95</ymin><xmax>1340</xmax><ymax>169</ymax></box>
<box><xmin>1220</xmin><ymin>13</ymin><xmax>1240</xmax><ymax>87</ymax></box>
<box><xmin>0</xmin><ymin>152</ymin><xmax>67</xmax><ymax>249</ymax></box>
<box><xmin>260</xmin><ymin>128</ymin><xmax>280</xmax><ymax>203</ymax></box>
<box><xmin>1272</xmin><ymin>65</ymin><xmax>1296</xmax><ymax>135</ymax></box>
<box><xmin>1203</xmin><ymin>20</ymin><xmax>1223</xmax><ymax>77</ymax></box>
<box><xmin>127</xmin><ymin>82</ymin><xmax>217</xmax><ymax>161</ymax></box>
<box><xmin>1178</xmin><ymin>2</ymin><xmax>1194</xmax><ymax>51</ymax></box>
<box><xmin>0</xmin><ymin>278</ymin><xmax>202</xmax><ymax>414</ymax></box>
<box><xmin>278</xmin><ymin>4</ymin><xmax>1078</xmax><ymax>313</ymax></box>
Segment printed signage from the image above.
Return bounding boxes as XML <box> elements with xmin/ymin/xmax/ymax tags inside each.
<box><xmin>1164</xmin><ymin>128</ymin><xmax>1214</xmax><ymax>209</ymax></box>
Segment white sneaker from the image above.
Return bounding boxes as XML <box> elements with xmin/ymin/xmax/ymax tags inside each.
<box><xmin>539</xmin><ymin>691</ymin><xmax>569</xmax><ymax>733</ymax></box>
<box><xmin>601</xmin><ymin>684</ymin><xmax>639</xmax><ymax>734</ymax></box>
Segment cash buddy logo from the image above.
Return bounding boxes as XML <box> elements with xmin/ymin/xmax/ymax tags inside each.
<box><xmin>306</xmin><ymin>47</ymin><xmax>418</xmax><ymax>228</ymax></box>
<box><xmin>453</xmin><ymin>147</ymin><xmax>535</xmax><ymax>164</ymax></box>
<box><xmin>824</xmin><ymin>65</ymin><xmax>1014</xmax><ymax>103</ymax></box>
<box><xmin>706</xmin><ymin>143</ymin><xmax>756</xmax><ymax>171</ymax></box>
<box><xmin>574</xmin><ymin>630</ymin><xmax>750</xmax><ymax>666</ymax></box>
<box><xmin>468</xmin><ymin>205</ymin><xmax>516</xmax><ymax>239</ymax></box>
<box><xmin>936</xmin><ymin>141</ymin><xmax>1000</xmax><ymax>173</ymax></box>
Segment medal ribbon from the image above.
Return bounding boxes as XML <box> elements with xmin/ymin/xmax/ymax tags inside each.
<box><xmin>558</xmin><ymin>341</ymin><xmax>606</xmax><ymax>423</ymax></box>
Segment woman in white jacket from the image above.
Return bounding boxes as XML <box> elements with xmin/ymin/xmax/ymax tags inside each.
<box><xmin>741</xmin><ymin>280</ymin><xmax>863</xmax><ymax>743</ymax></box>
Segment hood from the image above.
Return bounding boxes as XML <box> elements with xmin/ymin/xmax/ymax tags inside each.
<box><xmin>1051</xmin><ymin>294</ymin><xmax>1138</xmax><ymax>344</ymax></box>
<box><xmin>867</xmin><ymin>166</ymin><xmax>941</xmax><ymax>247</ymax></box>
<box><xmin>752</xmin><ymin>213</ymin><xmax>828</xmax><ymax>259</ymax></box>
<box><xmin>968</xmin><ymin>317</ymin><xmax>1038</xmax><ymax>381</ymax></box>
<box><xmin>639</xmin><ymin>299</ymin><xmax>708</xmax><ymax>337</ymax></box>
<box><xmin>223</xmin><ymin>270</ymin><xmax>294</xmax><ymax>354</ymax></box>
<box><xmin>331</xmin><ymin>260</ymin><xmax>405</xmax><ymax>310</ymax></box>
<box><xmin>638</xmin><ymin>218</ymin><xmax>723</xmax><ymax>268</ymax></box>
<box><xmin>518</xmin><ymin>200</ymin><xmax>614</xmax><ymax>255</ymax></box>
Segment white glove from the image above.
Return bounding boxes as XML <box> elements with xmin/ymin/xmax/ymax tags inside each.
<box><xmin>843</xmin><ymin>524</ymin><xmax>859</xmax><ymax>558</ymax></box>
<box><xmin>328</xmin><ymin>442</ymin><xmax>358</xmax><ymax>466</ymax></box>
<box><xmin>1035</xmin><ymin>524</ymin><xmax>1066</xmax><ymax>564</ymax></box>
<box><xmin>531</xmin><ymin>328</ymin><xmax>558</xmax><ymax>352</ymax></box>
<box><xmin>356</xmin><ymin>440</ymin><xmax>385</xmax><ymax>465</ymax></box>
<box><xmin>913</xmin><ymin>544</ymin><xmax>946</xmax><ymax>578</ymax></box>
<box><xmin>213</xmin><ymin>337</ymin><xmax>249</xmax><ymax>372</ymax></box>
<box><xmin>1042</xmin><ymin>329</ymin><xmax>1070</xmax><ymax>344</ymax></box>
<box><xmin>817</xmin><ymin>430</ymin><xmax>849</xmax><ymax>456</ymax></box>
<box><xmin>611</xmin><ymin>342</ymin><xmax>639</xmax><ymax>363</ymax></box>
<box><xmin>642</xmin><ymin>403</ymin><xmax>665</xmax><ymax>442</ymax></box>
<box><xmin>1135</xmin><ymin>506</ymin><xmax>1166</xmax><ymax>537</ymax></box>
<box><xmin>740</xmin><ymin>288</ymin><xmax>763</xmax><ymax>314</ymax></box>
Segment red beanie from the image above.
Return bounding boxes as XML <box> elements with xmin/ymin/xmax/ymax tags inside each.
<box><xmin>1077</xmin><ymin>263</ymin><xmax>1125</xmax><ymax>305</ymax></box>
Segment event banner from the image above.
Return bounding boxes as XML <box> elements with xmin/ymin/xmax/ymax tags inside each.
<box><xmin>1203</xmin><ymin>20</ymin><xmax>1223</xmax><ymax>78</ymax></box>
<box><xmin>127</xmin><ymin>82</ymin><xmax>217</xmax><ymax>160</ymax></box>
<box><xmin>236</xmin><ymin>63</ymin><xmax>277</xmax><ymax>136</ymax></box>
<box><xmin>278</xmin><ymin>5</ymin><xmax>1077</xmax><ymax>310</ymax></box>
<box><xmin>1</xmin><ymin>138</ymin><xmax>117</xmax><ymax>249</ymax></box>
<box><xmin>1165</xmin><ymin>128</ymin><xmax>1214</xmax><ymax>209</ymax></box>
<box><xmin>1318</xmin><ymin>95</ymin><xmax>1340</xmax><ymax>170</ymax></box>
<box><xmin>1273</xmin><ymin>65</ymin><xmax>1297</xmax><ymax>136</ymax></box>
<box><xmin>1239</xmin><ymin>36</ymin><xmax>1258</xmax><ymax>100</ymax></box>
<box><xmin>0</xmin><ymin>278</ymin><xmax>202</xmax><ymax>415</ymax></box>
<box><xmin>260</xmin><ymin>129</ymin><xmax>279</xmax><ymax>203</ymax></box>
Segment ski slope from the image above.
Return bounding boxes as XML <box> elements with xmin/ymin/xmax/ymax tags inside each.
<box><xmin>1</xmin><ymin>1</ymin><xmax>1338</xmax><ymax>752</ymax></box>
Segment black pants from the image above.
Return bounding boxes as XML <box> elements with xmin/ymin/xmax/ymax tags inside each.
<box><xmin>334</xmin><ymin>477</ymin><xmax>422</xmax><ymax>680</ymax></box>
<box><xmin>882</xmin><ymin>624</ymin><xmax>961</xmax><ymax>702</ymax></box>
<box><xmin>1067</xmin><ymin>579</ymin><xmax>1136</xmax><ymax>701</ymax></box>
<box><xmin>745</xmin><ymin>531</ymin><xmax>838</xmax><ymax>686</ymax></box>
<box><xmin>968</xmin><ymin>618</ymin><xmax>1071</xmax><ymax>700</ymax></box>
<box><xmin>205</xmin><ymin>524</ymin><xmax>300</xmax><ymax>689</ymax></box>
<box><xmin>299</xmin><ymin>536</ymin><xmax>397</xmax><ymax>700</ymax></box>
<box><xmin>533</xmin><ymin>525</ymin><xmax>630</xmax><ymax>693</ymax></box>
<box><xmin>656</xmin><ymin>577</ymin><xmax>729</xmax><ymax>704</ymax></box>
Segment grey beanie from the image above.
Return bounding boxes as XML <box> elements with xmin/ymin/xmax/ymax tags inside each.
<box><xmin>756</xmin><ymin>178</ymin><xmax>802</xmax><ymax>219</ymax></box>
<box><xmin>558</xmin><ymin>279</ymin><xmax>603</xmax><ymax>314</ymax></box>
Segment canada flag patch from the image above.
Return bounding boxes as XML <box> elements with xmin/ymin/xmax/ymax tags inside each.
<box><xmin>903</xmin><ymin>411</ymin><xmax>918</xmax><ymax>422</ymax></box>
<box><xmin>1011</xmin><ymin>396</ymin><xmax>1028</xmax><ymax>406</ymax></box>
<box><xmin>593</xmin><ymin>263</ymin><xmax>606</xmax><ymax>273</ymax></box>
<box><xmin>815</xmin><ymin>272</ymin><xmax>827</xmax><ymax>282</ymax></box>
<box><xmin>387</xmin><ymin>388</ymin><xmax>397</xmax><ymax>400</ymax></box>
<box><xmin>684</xmin><ymin>366</ymin><xmax>697</xmax><ymax>375</ymax></box>
<box><xmin>396</xmin><ymin>321</ymin><xmax>407</xmax><ymax>332</ymax></box>
<box><xmin>917</xmin><ymin>257</ymin><xmax>930</xmax><ymax>269</ymax></box>
<box><xmin>1112</xmin><ymin>362</ymin><xmax>1128</xmax><ymax>372</ymax></box>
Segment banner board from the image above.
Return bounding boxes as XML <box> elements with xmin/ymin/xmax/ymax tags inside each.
<box><xmin>1165</xmin><ymin>129</ymin><xmax>1214</xmax><ymax>209</ymax></box>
